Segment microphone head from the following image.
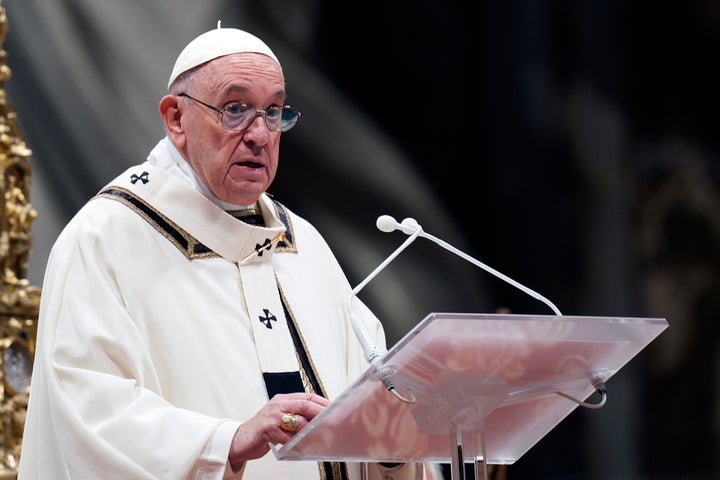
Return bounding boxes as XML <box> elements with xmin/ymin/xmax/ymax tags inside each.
<box><xmin>400</xmin><ymin>218</ymin><xmax>419</xmax><ymax>230</ymax></box>
<box><xmin>376</xmin><ymin>215</ymin><xmax>399</xmax><ymax>233</ymax></box>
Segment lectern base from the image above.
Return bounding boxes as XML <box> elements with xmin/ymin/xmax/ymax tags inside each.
<box><xmin>450</xmin><ymin>423</ymin><xmax>488</xmax><ymax>480</ymax></box>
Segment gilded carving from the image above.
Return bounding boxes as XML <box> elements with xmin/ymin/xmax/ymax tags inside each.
<box><xmin>0</xmin><ymin>2</ymin><xmax>40</xmax><ymax>477</ymax></box>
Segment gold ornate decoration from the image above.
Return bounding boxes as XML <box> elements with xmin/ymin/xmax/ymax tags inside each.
<box><xmin>0</xmin><ymin>2</ymin><xmax>40</xmax><ymax>477</ymax></box>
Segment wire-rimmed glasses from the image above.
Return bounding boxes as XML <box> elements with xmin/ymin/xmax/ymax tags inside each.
<box><xmin>179</xmin><ymin>93</ymin><xmax>301</xmax><ymax>132</ymax></box>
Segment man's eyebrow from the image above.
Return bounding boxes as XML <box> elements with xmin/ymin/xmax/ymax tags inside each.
<box><xmin>224</xmin><ymin>85</ymin><xmax>249</xmax><ymax>96</ymax></box>
<box><xmin>222</xmin><ymin>85</ymin><xmax>286</xmax><ymax>100</ymax></box>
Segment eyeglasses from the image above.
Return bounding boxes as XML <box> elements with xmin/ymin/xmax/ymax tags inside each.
<box><xmin>179</xmin><ymin>93</ymin><xmax>301</xmax><ymax>132</ymax></box>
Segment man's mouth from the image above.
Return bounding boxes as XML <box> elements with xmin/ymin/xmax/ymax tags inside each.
<box><xmin>237</xmin><ymin>160</ymin><xmax>262</xmax><ymax>168</ymax></box>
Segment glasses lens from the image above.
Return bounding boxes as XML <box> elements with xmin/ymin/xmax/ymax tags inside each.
<box><xmin>263</xmin><ymin>107</ymin><xmax>284</xmax><ymax>131</ymax></box>
<box><xmin>222</xmin><ymin>104</ymin><xmax>255</xmax><ymax>130</ymax></box>
<box><xmin>280</xmin><ymin>107</ymin><xmax>300</xmax><ymax>132</ymax></box>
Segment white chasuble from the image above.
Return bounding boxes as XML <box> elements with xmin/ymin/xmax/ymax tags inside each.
<box><xmin>107</xmin><ymin>164</ymin><xmax>307</xmax><ymax>398</ymax></box>
<box><xmin>18</xmin><ymin>139</ymin><xmax>429</xmax><ymax>480</ymax></box>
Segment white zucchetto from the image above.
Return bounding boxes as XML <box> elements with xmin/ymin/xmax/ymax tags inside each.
<box><xmin>167</xmin><ymin>22</ymin><xmax>280</xmax><ymax>89</ymax></box>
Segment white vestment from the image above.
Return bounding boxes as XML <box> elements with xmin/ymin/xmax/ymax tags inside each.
<box><xmin>18</xmin><ymin>138</ymin><xmax>434</xmax><ymax>480</ymax></box>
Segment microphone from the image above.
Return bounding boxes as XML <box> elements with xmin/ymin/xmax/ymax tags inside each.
<box><xmin>376</xmin><ymin>215</ymin><xmax>562</xmax><ymax>316</ymax></box>
<box><xmin>348</xmin><ymin>216</ymin><xmax>423</xmax><ymax>366</ymax></box>
<box><xmin>376</xmin><ymin>215</ymin><xmax>419</xmax><ymax>235</ymax></box>
<box><xmin>347</xmin><ymin>216</ymin><xmax>425</xmax><ymax>402</ymax></box>
<box><xmin>349</xmin><ymin>214</ymin><xmax>562</xmax><ymax>365</ymax></box>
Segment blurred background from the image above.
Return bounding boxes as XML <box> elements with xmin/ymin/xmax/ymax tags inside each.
<box><xmin>3</xmin><ymin>1</ymin><xmax>719</xmax><ymax>478</ymax></box>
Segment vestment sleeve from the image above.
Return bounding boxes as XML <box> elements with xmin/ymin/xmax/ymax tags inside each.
<box><xmin>20</xmin><ymin>204</ymin><xmax>234</xmax><ymax>479</ymax></box>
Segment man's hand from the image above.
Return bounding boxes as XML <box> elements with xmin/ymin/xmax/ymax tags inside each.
<box><xmin>228</xmin><ymin>392</ymin><xmax>330</xmax><ymax>465</ymax></box>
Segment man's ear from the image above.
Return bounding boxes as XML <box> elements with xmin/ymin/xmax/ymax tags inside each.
<box><xmin>159</xmin><ymin>95</ymin><xmax>186</xmax><ymax>148</ymax></box>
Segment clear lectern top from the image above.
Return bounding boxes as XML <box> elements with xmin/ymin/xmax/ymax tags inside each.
<box><xmin>273</xmin><ymin>313</ymin><xmax>668</xmax><ymax>465</ymax></box>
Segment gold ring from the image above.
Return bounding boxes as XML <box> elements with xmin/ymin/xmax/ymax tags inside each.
<box><xmin>280</xmin><ymin>413</ymin><xmax>299</xmax><ymax>432</ymax></box>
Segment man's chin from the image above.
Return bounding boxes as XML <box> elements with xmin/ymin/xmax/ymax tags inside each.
<box><xmin>222</xmin><ymin>184</ymin><xmax>267</xmax><ymax>207</ymax></box>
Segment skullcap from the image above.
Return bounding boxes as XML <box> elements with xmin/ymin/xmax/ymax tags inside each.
<box><xmin>167</xmin><ymin>22</ymin><xmax>280</xmax><ymax>89</ymax></box>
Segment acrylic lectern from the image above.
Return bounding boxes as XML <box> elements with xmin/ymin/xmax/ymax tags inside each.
<box><xmin>273</xmin><ymin>313</ymin><xmax>668</xmax><ymax>480</ymax></box>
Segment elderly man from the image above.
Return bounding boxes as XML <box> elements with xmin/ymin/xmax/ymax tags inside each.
<box><xmin>18</xmin><ymin>25</ymin><xmax>437</xmax><ymax>479</ymax></box>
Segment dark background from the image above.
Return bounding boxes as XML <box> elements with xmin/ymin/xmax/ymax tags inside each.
<box><xmin>3</xmin><ymin>1</ymin><xmax>719</xmax><ymax>478</ymax></box>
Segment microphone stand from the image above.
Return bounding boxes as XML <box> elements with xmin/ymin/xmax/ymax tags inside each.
<box><xmin>348</xmin><ymin>215</ymin><xmax>563</xmax><ymax>404</ymax></box>
<box><xmin>347</xmin><ymin>223</ymin><xmax>422</xmax><ymax>403</ymax></box>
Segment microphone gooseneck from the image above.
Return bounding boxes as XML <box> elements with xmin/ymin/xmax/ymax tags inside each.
<box><xmin>349</xmin><ymin>216</ymin><xmax>423</xmax><ymax>365</ymax></box>
<box><xmin>348</xmin><ymin>217</ymin><xmax>424</xmax><ymax>403</ymax></box>
<box><xmin>348</xmin><ymin>214</ymin><xmax>562</xmax><ymax>404</ymax></box>
<box><xmin>401</xmin><ymin>216</ymin><xmax>563</xmax><ymax>316</ymax></box>
<box><xmin>350</xmin><ymin>214</ymin><xmax>562</xmax><ymax>365</ymax></box>
<box><xmin>372</xmin><ymin>215</ymin><xmax>562</xmax><ymax>316</ymax></box>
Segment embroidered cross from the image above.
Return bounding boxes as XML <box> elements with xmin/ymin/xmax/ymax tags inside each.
<box><xmin>130</xmin><ymin>171</ymin><xmax>149</xmax><ymax>184</ymax></box>
<box><xmin>254</xmin><ymin>238</ymin><xmax>272</xmax><ymax>257</ymax></box>
<box><xmin>239</xmin><ymin>233</ymin><xmax>286</xmax><ymax>265</ymax></box>
<box><xmin>259</xmin><ymin>309</ymin><xmax>277</xmax><ymax>329</ymax></box>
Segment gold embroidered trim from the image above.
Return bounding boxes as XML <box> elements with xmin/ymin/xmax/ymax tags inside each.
<box><xmin>97</xmin><ymin>187</ymin><xmax>217</xmax><ymax>260</ymax></box>
<box><xmin>97</xmin><ymin>188</ymin><xmax>299</xmax><ymax>260</ymax></box>
<box><xmin>277</xmin><ymin>282</ymin><xmax>328</xmax><ymax>398</ymax></box>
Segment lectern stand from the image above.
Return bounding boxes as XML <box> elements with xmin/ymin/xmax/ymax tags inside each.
<box><xmin>273</xmin><ymin>313</ymin><xmax>668</xmax><ymax>479</ymax></box>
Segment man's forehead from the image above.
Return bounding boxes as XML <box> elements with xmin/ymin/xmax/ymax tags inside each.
<box><xmin>196</xmin><ymin>55</ymin><xmax>285</xmax><ymax>91</ymax></box>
